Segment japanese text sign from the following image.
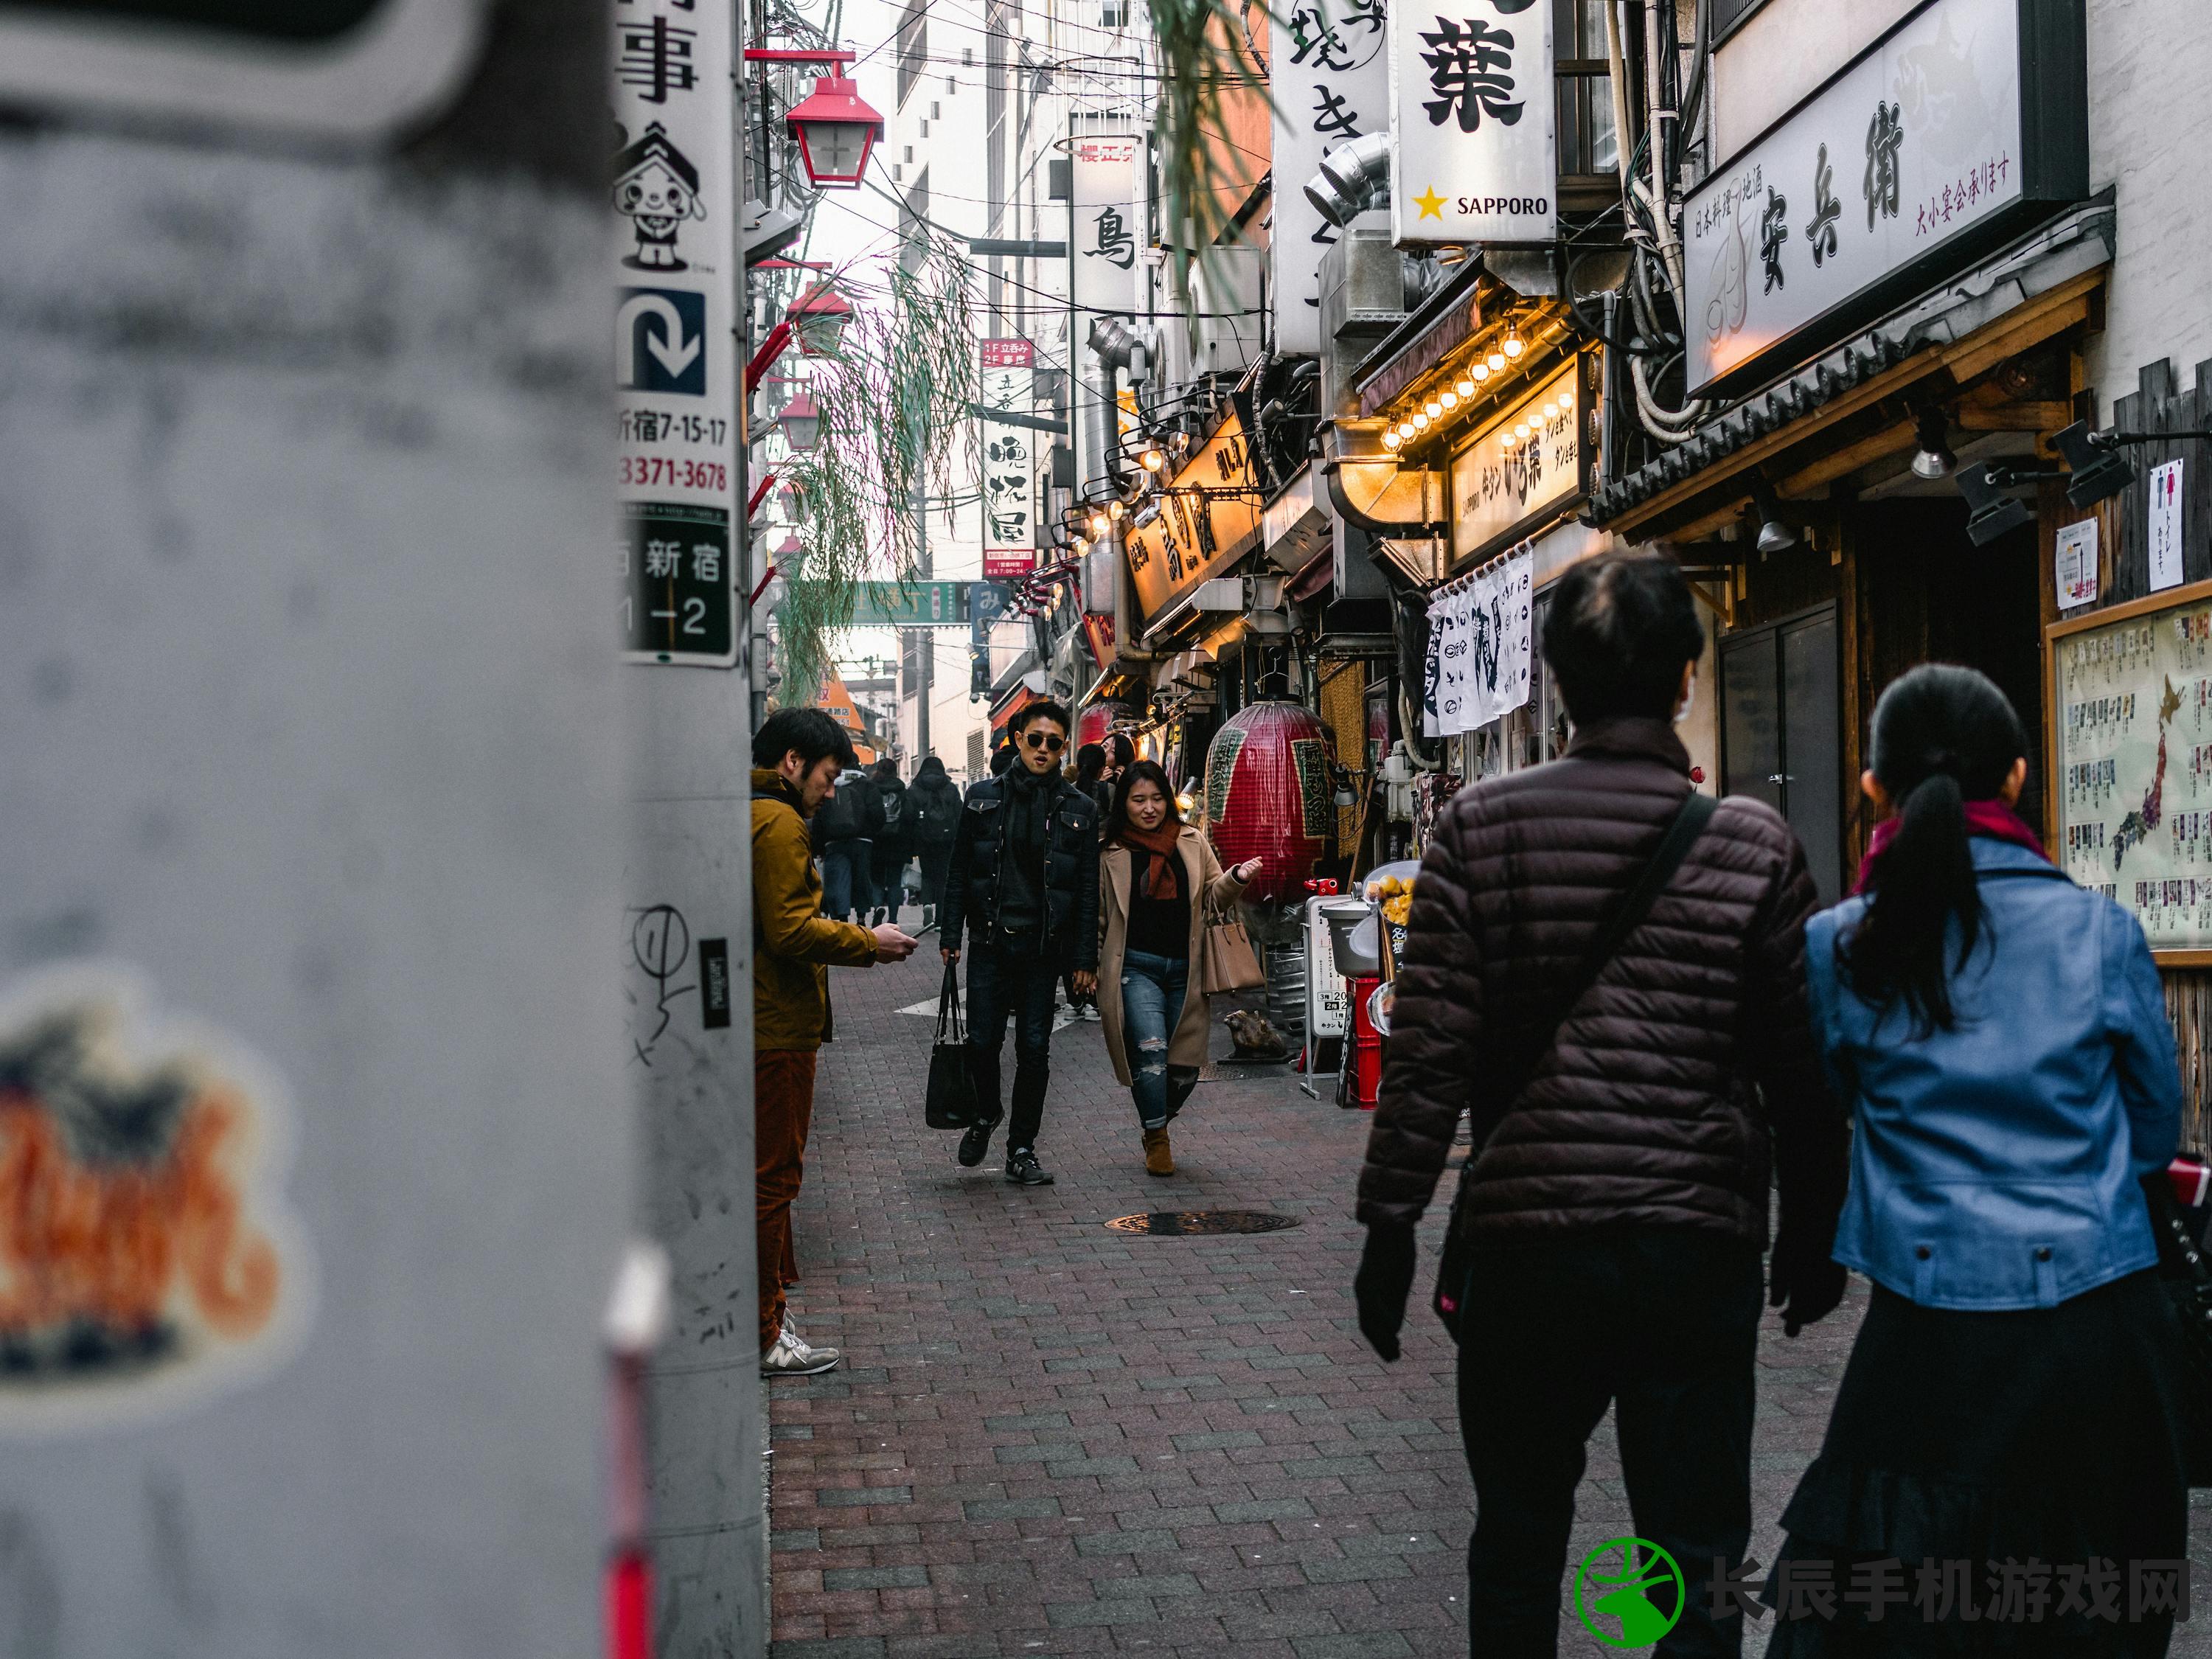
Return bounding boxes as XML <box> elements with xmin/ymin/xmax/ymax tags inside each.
<box><xmin>1681</xmin><ymin>0</ymin><xmax>2034</xmax><ymax>397</ymax></box>
<box><xmin>1270</xmin><ymin>0</ymin><xmax>1390</xmax><ymax>355</ymax></box>
<box><xmin>1122</xmin><ymin>414</ymin><xmax>1265</xmax><ymax>628</ymax></box>
<box><xmin>1388</xmin><ymin>0</ymin><xmax>1556</xmax><ymax>246</ymax></box>
<box><xmin>1071</xmin><ymin>131</ymin><xmax>1142</xmax><ymax>319</ymax></box>
<box><xmin>613</xmin><ymin>0</ymin><xmax>737</xmax><ymax>664</ymax></box>
<box><xmin>1447</xmin><ymin>358</ymin><xmax>1585</xmax><ymax>563</ymax></box>
<box><xmin>979</xmin><ymin>338</ymin><xmax>1038</xmax><ymax>576</ymax></box>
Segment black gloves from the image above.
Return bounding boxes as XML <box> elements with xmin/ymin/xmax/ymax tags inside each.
<box><xmin>1354</xmin><ymin>1222</ymin><xmax>1419</xmax><ymax>1362</ymax></box>
<box><xmin>1768</xmin><ymin>1225</ymin><xmax>1848</xmax><ymax>1337</ymax></box>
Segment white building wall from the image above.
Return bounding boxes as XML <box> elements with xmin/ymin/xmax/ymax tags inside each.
<box><xmin>2079</xmin><ymin>0</ymin><xmax>2212</xmax><ymax>411</ymax></box>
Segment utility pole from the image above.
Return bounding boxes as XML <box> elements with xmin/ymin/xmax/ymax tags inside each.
<box><xmin>616</xmin><ymin>0</ymin><xmax>768</xmax><ymax>1649</ymax></box>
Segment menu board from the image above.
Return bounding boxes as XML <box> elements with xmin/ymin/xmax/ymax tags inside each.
<box><xmin>2050</xmin><ymin>579</ymin><xmax>2212</xmax><ymax>960</ymax></box>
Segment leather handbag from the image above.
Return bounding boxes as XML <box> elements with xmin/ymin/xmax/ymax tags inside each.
<box><xmin>1199</xmin><ymin>902</ymin><xmax>1264</xmax><ymax>995</ymax></box>
<box><xmin>1433</xmin><ymin>791</ymin><xmax>1717</xmax><ymax>1340</ymax></box>
<box><xmin>925</xmin><ymin>961</ymin><xmax>978</xmax><ymax>1130</ymax></box>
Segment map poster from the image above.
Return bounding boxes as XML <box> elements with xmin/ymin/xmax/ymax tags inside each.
<box><xmin>2049</xmin><ymin>578</ymin><xmax>2212</xmax><ymax>959</ymax></box>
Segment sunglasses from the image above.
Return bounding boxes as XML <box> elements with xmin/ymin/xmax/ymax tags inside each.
<box><xmin>1022</xmin><ymin>730</ymin><xmax>1067</xmax><ymax>752</ymax></box>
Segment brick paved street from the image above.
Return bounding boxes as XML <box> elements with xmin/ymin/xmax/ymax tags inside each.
<box><xmin>767</xmin><ymin>944</ymin><xmax>2212</xmax><ymax>1658</ymax></box>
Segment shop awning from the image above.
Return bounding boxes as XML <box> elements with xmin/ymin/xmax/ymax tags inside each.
<box><xmin>1590</xmin><ymin>200</ymin><xmax>2115</xmax><ymax>542</ymax></box>
<box><xmin>989</xmin><ymin>684</ymin><xmax>1041</xmax><ymax>733</ymax></box>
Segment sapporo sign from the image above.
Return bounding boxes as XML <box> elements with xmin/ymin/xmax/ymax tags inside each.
<box><xmin>1387</xmin><ymin>0</ymin><xmax>1556</xmax><ymax>247</ymax></box>
<box><xmin>1447</xmin><ymin>357</ymin><xmax>1590</xmax><ymax>566</ymax></box>
<box><xmin>1681</xmin><ymin>0</ymin><xmax>2087</xmax><ymax>397</ymax></box>
<box><xmin>0</xmin><ymin>0</ymin><xmax>486</xmax><ymax>139</ymax></box>
<box><xmin>1124</xmin><ymin>413</ymin><xmax>1265</xmax><ymax>630</ymax></box>
<box><xmin>613</xmin><ymin>0</ymin><xmax>739</xmax><ymax>665</ymax></box>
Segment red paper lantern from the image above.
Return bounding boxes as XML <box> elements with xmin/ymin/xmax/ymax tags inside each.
<box><xmin>1203</xmin><ymin>700</ymin><xmax>1333</xmax><ymax>903</ymax></box>
<box><xmin>1077</xmin><ymin>703</ymin><xmax>1119</xmax><ymax>750</ymax></box>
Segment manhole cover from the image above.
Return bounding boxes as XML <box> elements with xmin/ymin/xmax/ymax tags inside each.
<box><xmin>1103</xmin><ymin>1210</ymin><xmax>1303</xmax><ymax>1236</ymax></box>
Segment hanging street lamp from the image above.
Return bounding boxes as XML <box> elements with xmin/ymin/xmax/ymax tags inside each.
<box><xmin>787</xmin><ymin>282</ymin><xmax>855</xmax><ymax>355</ymax></box>
<box><xmin>783</xmin><ymin>72</ymin><xmax>885</xmax><ymax>189</ymax></box>
<box><xmin>779</xmin><ymin>391</ymin><xmax>821</xmax><ymax>451</ymax></box>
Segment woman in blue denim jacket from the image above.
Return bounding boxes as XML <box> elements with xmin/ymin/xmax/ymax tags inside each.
<box><xmin>1767</xmin><ymin>665</ymin><xmax>2188</xmax><ymax>1658</ymax></box>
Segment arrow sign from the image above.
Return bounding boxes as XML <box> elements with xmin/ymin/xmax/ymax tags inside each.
<box><xmin>617</xmin><ymin>288</ymin><xmax>707</xmax><ymax>395</ymax></box>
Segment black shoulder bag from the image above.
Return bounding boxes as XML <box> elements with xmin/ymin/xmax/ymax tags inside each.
<box><xmin>925</xmin><ymin>959</ymin><xmax>979</xmax><ymax>1130</ymax></box>
<box><xmin>1433</xmin><ymin>790</ymin><xmax>1718</xmax><ymax>1340</ymax></box>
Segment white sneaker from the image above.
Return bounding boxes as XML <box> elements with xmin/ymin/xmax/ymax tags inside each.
<box><xmin>760</xmin><ymin>1325</ymin><xmax>841</xmax><ymax>1377</ymax></box>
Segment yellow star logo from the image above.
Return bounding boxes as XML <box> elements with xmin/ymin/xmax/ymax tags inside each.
<box><xmin>1413</xmin><ymin>186</ymin><xmax>1447</xmax><ymax>220</ymax></box>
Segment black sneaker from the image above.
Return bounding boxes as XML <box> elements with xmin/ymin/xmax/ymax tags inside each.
<box><xmin>958</xmin><ymin>1117</ymin><xmax>996</xmax><ymax>1168</ymax></box>
<box><xmin>1004</xmin><ymin>1150</ymin><xmax>1055</xmax><ymax>1186</ymax></box>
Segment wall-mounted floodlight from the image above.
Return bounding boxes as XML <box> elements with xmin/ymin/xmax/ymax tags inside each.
<box><xmin>1955</xmin><ymin>461</ymin><xmax>2041</xmax><ymax>547</ymax></box>
<box><xmin>2052</xmin><ymin>420</ymin><xmax>2139</xmax><ymax>509</ymax></box>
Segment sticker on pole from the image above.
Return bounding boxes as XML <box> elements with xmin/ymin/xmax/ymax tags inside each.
<box><xmin>0</xmin><ymin>967</ymin><xmax>315</xmax><ymax>1436</ymax></box>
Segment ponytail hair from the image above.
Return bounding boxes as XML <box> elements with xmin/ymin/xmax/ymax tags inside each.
<box><xmin>1842</xmin><ymin>664</ymin><xmax>2028</xmax><ymax>1034</ymax></box>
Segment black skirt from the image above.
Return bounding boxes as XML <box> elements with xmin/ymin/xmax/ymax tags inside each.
<box><xmin>1763</xmin><ymin>1272</ymin><xmax>2188</xmax><ymax>1658</ymax></box>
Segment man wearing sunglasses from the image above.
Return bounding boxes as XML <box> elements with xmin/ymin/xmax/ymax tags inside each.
<box><xmin>939</xmin><ymin>700</ymin><xmax>1099</xmax><ymax>1186</ymax></box>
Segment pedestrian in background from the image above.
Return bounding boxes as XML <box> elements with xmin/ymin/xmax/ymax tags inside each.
<box><xmin>939</xmin><ymin>700</ymin><xmax>1099</xmax><ymax>1187</ymax></box>
<box><xmin>751</xmin><ymin>709</ymin><xmax>917</xmax><ymax>1377</ymax></box>
<box><xmin>868</xmin><ymin>756</ymin><xmax>911</xmax><ymax>926</ymax></box>
<box><xmin>1095</xmin><ymin>759</ymin><xmax>1258</xmax><ymax>1175</ymax></box>
<box><xmin>907</xmin><ymin>754</ymin><xmax>962</xmax><ymax>933</ymax></box>
<box><xmin>1075</xmin><ymin>742</ymin><xmax>1113</xmax><ymax>818</ymax></box>
<box><xmin>1064</xmin><ymin>741</ymin><xmax>1115</xmax><ymax>1020</ymax></box>
<box><xmin>1763</xmin><ymin>664</ymin><xmax>2186</xmax><ymax>1656</ymax></box>
<box><xmin>1352</xmin><ymin>552</ymin><xmax>1849</xmax><ymax>1656</ymax></box>
<box><xmin>811</xmin><ymin>760</ymin><xmax>883</xmax><ymax>922</ymax></box>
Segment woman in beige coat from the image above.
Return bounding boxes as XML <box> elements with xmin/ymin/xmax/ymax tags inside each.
<box><xmin>1096</xmin><ymin>761</ymin><xmax>1257</xmax><ymax>1175</ymax></box>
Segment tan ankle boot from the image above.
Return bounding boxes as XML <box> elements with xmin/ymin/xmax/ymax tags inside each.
<box><xmin>1142</xmin><ymin>1127</ymin><xmax>1174</xmax><ymax>1176</ymax></box>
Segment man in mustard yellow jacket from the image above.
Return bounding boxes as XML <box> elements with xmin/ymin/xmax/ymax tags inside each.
<box><xmin>752</xmin><ymin>709</ymin><xmax>916</xmax><ymax>1376</ymax></box>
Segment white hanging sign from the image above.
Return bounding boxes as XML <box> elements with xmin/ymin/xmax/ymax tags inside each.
<box><xmin>1427</xmin><ymin>546</ymin><xmax>1534</xmax><ymax>734</ymax></box>
<box><xmin>1071</xmin><ymin>131</ymin><xmax>1142</xmax><ymax>318</ymax></box>
<box><xmin>1388</xmin><ymin>0</ymin><xmax>1556</xmax><ymax>247</ymax></box>
<box><xmin>2149</xmin><ymin>460</ymin><xmax>2186</xmax><ymax>594</ymax></box>
<box><xmin>979</xmin><ymin>339</ymin><xmax>1038</xmax><ymax>576</ymax></box>
<box><xmin>1270</xmin><ymin>0</ymin><xmax>1391</xmax><ymax>356</ymax></box>
<box><xmin>613</xmin><ymin>0</ymin><xmax>739</xmax><ymax>666</ymax></box>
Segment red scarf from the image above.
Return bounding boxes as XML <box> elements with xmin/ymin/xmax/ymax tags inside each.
<box><xmin>1852</xmin><ymin>799</ymin><xmax>2048</xmax><ymax>895</ymax></box>
<box><xmin>1118</xmin><ymin>823</ymin><xmax>1186</xmax><ymax>900</ymax></box>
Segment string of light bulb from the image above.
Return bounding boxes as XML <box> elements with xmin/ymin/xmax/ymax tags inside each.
<box><xmin>1378</xmin><ymin>320</ymin><xmax>1562</xmax><ymax>455</ymax></box>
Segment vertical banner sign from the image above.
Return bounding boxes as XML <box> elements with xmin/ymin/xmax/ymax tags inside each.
<box><xmin>1270</xmin><ymin>0</ymin><xmax>1390</xmax><ymax>356</ymax></box>
<box><xmin>1071</xmin><ymin>128</ymin><xmax>1141</xmax><ymax>493</ymax></box>
<box><xmin>2150</xmin><ymin>459</ymin><xmax>2187</xmax><ymax>594</ymax></box>
<box><xmin>613</xmin><ymin>0</ymin><xmax>739</xmax><ymax>664</ymax></box>
<box><xmin>1388</xmin><ymin>0</ymin><xmax>1555</xmax><ymax>247</ymax></box>
<box><xmin>1071</xmin><ymin>131</ymin><xmax>1142</xmax><ymax>316</ymax></box>
<box><xmin>979</xmin><ymin>339</ymin><xmax>1038</xmax><ymax>577</ymax></box>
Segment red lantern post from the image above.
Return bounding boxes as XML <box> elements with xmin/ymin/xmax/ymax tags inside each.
<box><xmin>1203</xmin><ymin>700</ymin><xmax>1333</xmax><ymax>903</ymax></box>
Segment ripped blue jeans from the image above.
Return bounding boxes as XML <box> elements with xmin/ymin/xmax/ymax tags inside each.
<box><xmin>1120</xmin><ymin>948</ymin><xmax>1200</xmax><ymax>1130</ymax></box>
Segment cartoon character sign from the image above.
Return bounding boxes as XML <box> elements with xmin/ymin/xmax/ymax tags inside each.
<box><xmin>612</xmin><ymin>121</ymin><xmax>707</xmax><ymax>271</ymax></box>
<box><xmin>0</xmin><ymin>968</ymin><xmax>313</xmax><ymax>1436</ymax></box>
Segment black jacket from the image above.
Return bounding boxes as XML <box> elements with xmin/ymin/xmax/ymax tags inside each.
<box><xmin>940</xmin><ymin>770</ymin><xmax>1100</xmax><ymax>969</ymax></box>
<box><xmin>1357</xmin><ymin>717</ymin><xmax>1847</xmax><ymax>1251</ymax></box>
<box><xmin>810</xmin><ymin>771</ymin><xmax>884</xmax><ymax>850</ymax></box>
<box><xmin>908</xmin><ymin>762</ymin><xmax>963</xmax><ymax>851</ymax></box>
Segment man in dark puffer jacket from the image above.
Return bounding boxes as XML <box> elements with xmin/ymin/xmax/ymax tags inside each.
<box><xmin>1354</xmin><ymin>552</ymin><xmax>1849</xmax><ymax>1658</ymax></box>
